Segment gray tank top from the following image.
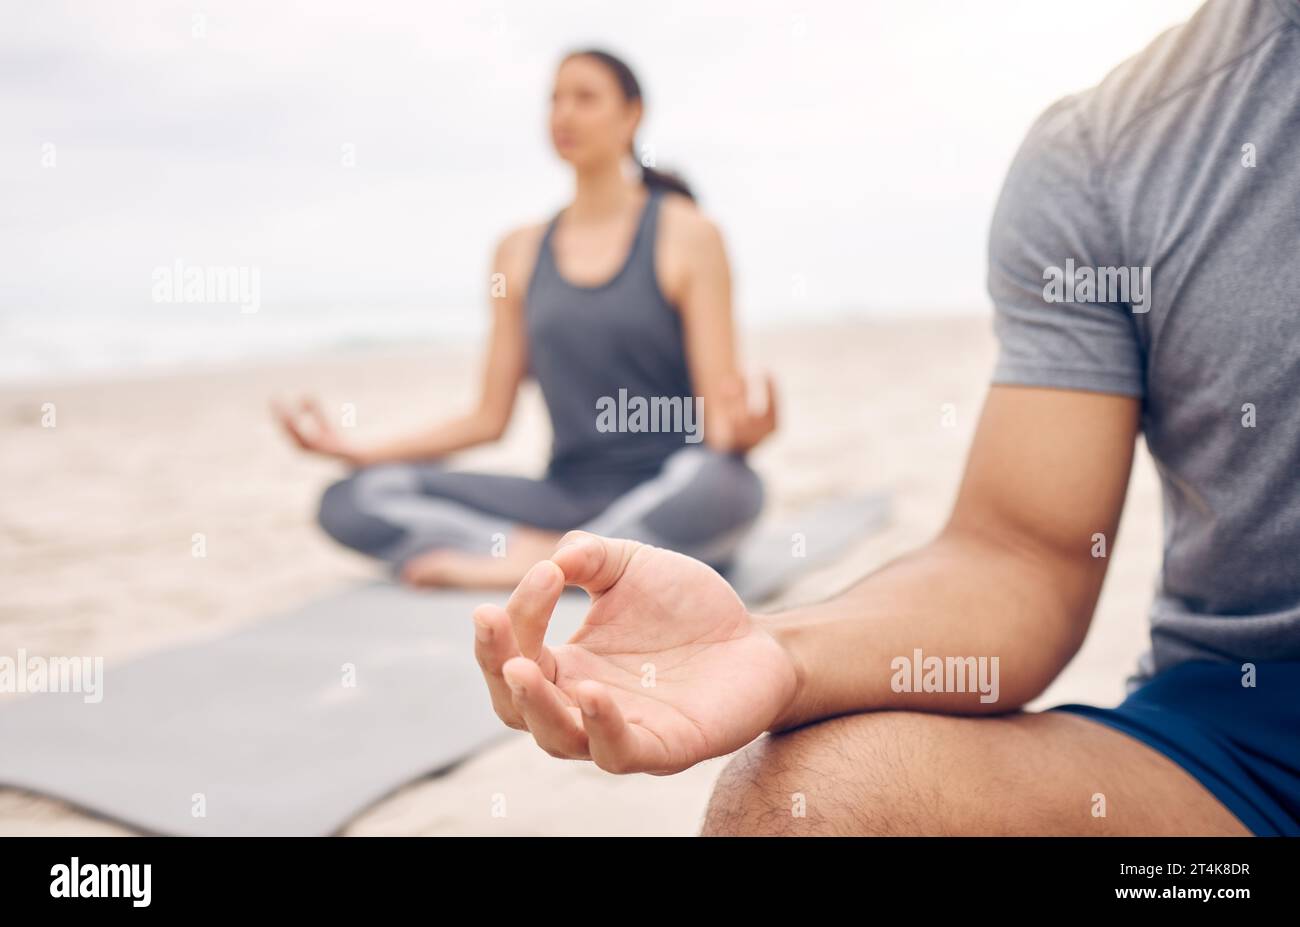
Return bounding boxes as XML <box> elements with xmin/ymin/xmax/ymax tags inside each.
<box><xmin>526</xmin><ymin>189</ymin><xmax>696</xmax><ymax>492</ymax></box>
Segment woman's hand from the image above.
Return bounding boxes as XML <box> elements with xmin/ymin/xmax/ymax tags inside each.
<box><xmin>271</xmin><ymin>397</ymin><xmax>365</xmax><ymax>467</ymax></box>
<box><xmin>472</xmin><ymin>532</ymin><xmax>799</xmax><ymax>775</ymax></box>
<box><xmin>711</xmin><ymin>372</ymin><xmax>778</xmax><ymax>453</ymax></box>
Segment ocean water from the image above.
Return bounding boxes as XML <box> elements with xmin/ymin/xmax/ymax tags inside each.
<box><xmin>0</xmin><ymin>302</ymin><xmax>993</xmax><ymax>386</ymax></box>
<box><xmin>2</xmin><ymin>302</ymin><xmax>998</xmax><ymax>386</ymax></box>
<box><xmin>0</xmin><ymin>304</ymin><xmax>487</xmax><ymax>385</ymax></box>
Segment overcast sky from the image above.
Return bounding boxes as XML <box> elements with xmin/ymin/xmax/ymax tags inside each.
<box><xmin>4</xmin><ymin>0</ymin><xmax>1205</xmax><ymax>334</ymax></box>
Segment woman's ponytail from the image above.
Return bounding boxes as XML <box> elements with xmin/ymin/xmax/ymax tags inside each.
<box><xmin>640</xmin><ymin>163</ymin><xmax>695</xmax><ymax>201</ymax></box>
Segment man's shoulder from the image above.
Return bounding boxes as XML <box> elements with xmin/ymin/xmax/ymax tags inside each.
<box><xmin>1049</xmin><ymin>0</ymin><xmax>1292</xmax><ymax>161</ymax></box>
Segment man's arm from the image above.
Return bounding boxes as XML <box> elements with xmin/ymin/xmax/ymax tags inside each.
<box><xmin>470</xmin><ymin>385</ymin><xmax>1140</xmax><ymax>775</ymax></box>
<box><xmin>761</xmin><ymin>384</ymin><xmax>1140</xmax><ymax>729</ymax></box>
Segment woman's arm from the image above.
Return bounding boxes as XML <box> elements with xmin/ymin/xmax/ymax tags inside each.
<box><xmin>274</xmin><ymin>228</ymin><xmax>537</xmax><ymax>468</ymax></box>
<box><xmin>660</xmin><ymin>197</ymin><xmax>776</xmax><ymax>453</ymax></box>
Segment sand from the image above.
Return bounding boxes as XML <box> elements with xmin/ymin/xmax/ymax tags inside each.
<box><xmin>0</xmin><ymin>316</ymin><xmax>1161</xmax><ymax>835</ymax></box>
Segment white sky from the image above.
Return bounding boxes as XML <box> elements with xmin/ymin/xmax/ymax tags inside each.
<box><xmin>3</xmin><ymin>0</ymin><xmax>1206</xmax><ymax>333</ymax></box>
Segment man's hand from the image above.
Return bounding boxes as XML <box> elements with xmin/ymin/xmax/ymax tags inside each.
<box><xmin>472</xmin><ymin>532</ymin><xmax>798</xmax><ymax>775</ymax></box>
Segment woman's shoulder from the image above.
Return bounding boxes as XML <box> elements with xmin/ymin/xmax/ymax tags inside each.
<box><xmin>492</xmin><ymin>220</ymin><xmax>550</xmax><ymax>285</ymax></box>
<box><xmin>658</xmin><ymin>193</ymin><xmax>723</xmax><ymax>246</ymax></box>
<box><xmin>495</xmin><ymin>220</ymin><xmax>549</xmax><ymax>260</ymax></box>
<box><xmin>653</xmin><ymin>193</ymin><xmax>728</xmax><ymax>306</ymax></box>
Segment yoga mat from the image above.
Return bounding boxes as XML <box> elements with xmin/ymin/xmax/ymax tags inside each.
<box><xmin>0</xmin><ymin>492</ymin><xmax>888</xmax><ymax>836</ymax></box>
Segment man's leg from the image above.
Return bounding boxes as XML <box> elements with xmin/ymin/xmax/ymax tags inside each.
<box><xmin>701</xmin><ymin>709</ymin><xmax>1251</xmax><ymax>836</ymax></box>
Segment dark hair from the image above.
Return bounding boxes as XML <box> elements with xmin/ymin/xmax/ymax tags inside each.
<box><xmin>565</xmin><ymin>48</ymin><xmax>696</xmax><ymax>201</ymax></box>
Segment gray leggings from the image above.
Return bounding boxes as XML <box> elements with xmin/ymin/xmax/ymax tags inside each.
<box><xmin>317</xmin><ymin>447</ymin><xmax>763</xmax><ymax>571</ymax></box>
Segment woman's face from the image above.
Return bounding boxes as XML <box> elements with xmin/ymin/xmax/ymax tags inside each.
<box><xmin>549</xmin><ymin>56</ymin><xmax>640</xmax><ymax>170</ymax></box>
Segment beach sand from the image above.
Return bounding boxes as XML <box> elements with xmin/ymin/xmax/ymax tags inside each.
<box><xmin>0</xmin><ymin>316</ymin><xmax>1161</xmax><ymax>835</ymax></box>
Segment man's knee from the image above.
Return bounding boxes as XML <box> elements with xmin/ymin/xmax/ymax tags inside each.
<box><xmin>701</xmin><ymin>711</ymin><xmax>956</xmax><ymax>836</ymax></box>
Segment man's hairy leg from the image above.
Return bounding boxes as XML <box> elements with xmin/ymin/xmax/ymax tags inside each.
<box><xmin>702</xmin><ymin>709</ymin><xmax>1251</xmax><ymax>836</ymax></box>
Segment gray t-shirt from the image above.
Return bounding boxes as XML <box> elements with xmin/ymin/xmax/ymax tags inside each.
<box><xmin>988</xmin><ymin>0</ymin><xmax>1300</xmax><ymax>687</ymax></box>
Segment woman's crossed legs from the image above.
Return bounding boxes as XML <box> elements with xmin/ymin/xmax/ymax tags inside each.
<box><xmin>316</xmin><ymin>447</ymin><xmax>763</xmax><ymax>587</ymax></box>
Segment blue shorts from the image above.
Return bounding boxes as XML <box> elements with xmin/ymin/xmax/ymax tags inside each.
<box><xmin>1049</xmin><ymin>660</ymin><xmax>1300</xmax><ymax>836</ymax></box>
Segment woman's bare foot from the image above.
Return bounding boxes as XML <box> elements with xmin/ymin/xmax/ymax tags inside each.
<box><xmin>399</xmin><ymin>527</ymin><xmax>564</xmax><ymax>589</ymax></box>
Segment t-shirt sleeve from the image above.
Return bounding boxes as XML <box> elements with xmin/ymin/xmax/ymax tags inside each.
<box><xmin>987</xmin><ymin>96</ymin><xmax>1145</xmax><ymax>398</ymax></box>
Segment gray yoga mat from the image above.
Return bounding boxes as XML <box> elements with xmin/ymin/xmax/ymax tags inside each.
<box><xmin>0</xmin><ymin>492</ymin><xmax>888</xmax><ymax>836</ymax></box>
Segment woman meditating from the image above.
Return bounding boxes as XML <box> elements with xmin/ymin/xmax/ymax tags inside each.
<box><xmin>275</xmin><ymin>49</ymin><xmax>775</xmax><ymax>589</ymax></box>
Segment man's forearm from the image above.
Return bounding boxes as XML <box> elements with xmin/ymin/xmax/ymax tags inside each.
<box><xmin>757</xmin><ymin>528</ymin><xmax>1097</xmax><ymax>731</ymax></box>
